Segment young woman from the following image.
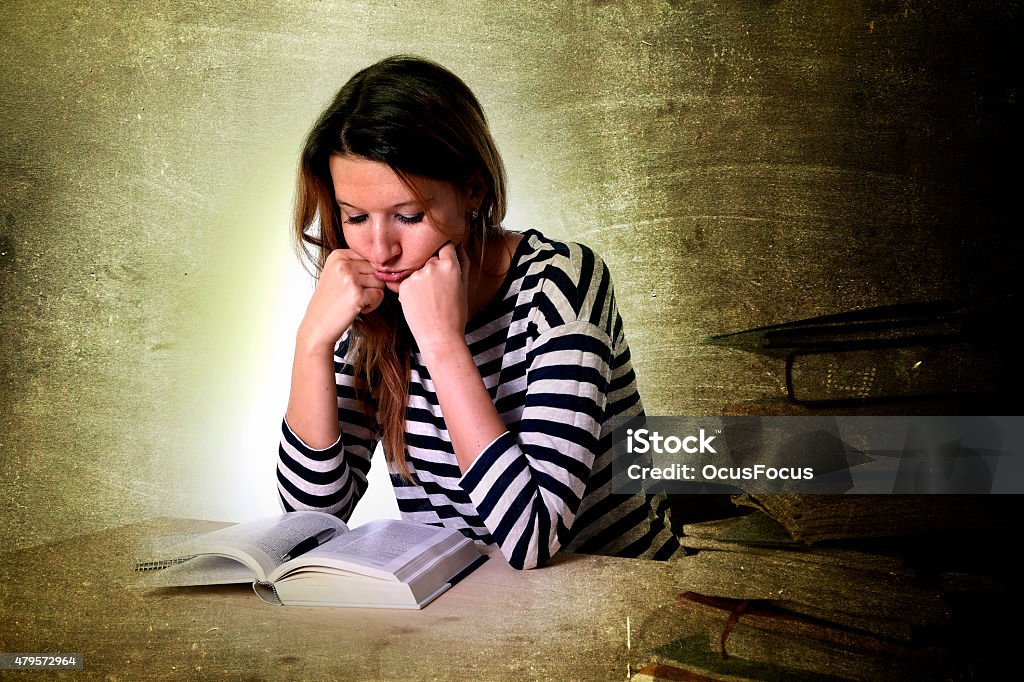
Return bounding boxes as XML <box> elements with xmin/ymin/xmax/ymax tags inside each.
<box><xmin>278</xmin><ymin>55</ymin><xmax>678</xmax><ymax>569</ymax></box>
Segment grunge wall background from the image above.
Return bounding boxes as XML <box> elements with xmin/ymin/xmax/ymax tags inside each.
<box><xmin>1</xmin><ymin>1</ymin><xmax>1018</xmax><ymax>551</ymax></box>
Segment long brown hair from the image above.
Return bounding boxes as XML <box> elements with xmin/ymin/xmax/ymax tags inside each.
<box><xmin>294</xmin><ymin>55</ymin><xmax>508</xmax><ymax>480</ymax></box>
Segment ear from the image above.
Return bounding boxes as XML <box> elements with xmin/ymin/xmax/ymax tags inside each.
<box><xmin>462</xmin><ymin>171</ymin><xmax>487</xmax><ymax>210</ymax></box>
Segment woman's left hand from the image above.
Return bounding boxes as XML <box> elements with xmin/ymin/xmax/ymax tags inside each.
<box><xmin>398</xmin><ymin>242</ymin><xmax>471</xmax><ymax>355</ymax></box>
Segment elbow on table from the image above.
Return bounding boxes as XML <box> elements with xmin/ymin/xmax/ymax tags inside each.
<box><xmin>508</xmin><ymin>556</ymin><xmax>546</xmax><ymax>571</ymax></box>
<box><xmin>503</xmin><ymin>543</ymin><xmax>562</xmax><ymax>570</ymax></box>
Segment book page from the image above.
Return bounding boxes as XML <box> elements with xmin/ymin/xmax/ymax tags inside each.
<box><xmin>336</xmin><ymin>522</ymin><xmax>441</xmax><ymax>567</ymax></box>
<box><xmin>139</xmin><ymin>511</ymin><xmax>347</xmax><ymax>580</ymax></box>
<box><xmin>234</xmin><ymin>512</ymin><xmax>347</xmax><ymax>575</ymax></box>
<box><xmin>278</xmin><ymin>520</ymin><xmax>456</xmax><ymax>581</ymax></box>
<box><xmin>133</xmin><ymin>555</ymin><xmax>257</xmax><ymax>588</ymax></box>
<box><xmin>134</xmin><ymin>533</ymin><xmax>204</xmax><ymax>571</ymax></box>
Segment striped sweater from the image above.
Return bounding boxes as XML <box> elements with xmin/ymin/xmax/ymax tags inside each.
<box><xmin>277</xmin><ymin>228</ymin><xmax>678</xmax><ymax>569</ymax></box>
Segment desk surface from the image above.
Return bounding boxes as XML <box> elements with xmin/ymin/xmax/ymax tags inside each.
<box><xmin>0</xmin><ymin>518</ymin><xmax>691</xmax><ymax>681</ymax></box>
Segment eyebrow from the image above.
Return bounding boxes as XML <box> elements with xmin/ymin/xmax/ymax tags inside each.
<box><xmin>336</xmin><ymin>198</ymin><xmax>431</xmax><ymax>211</ymax></box>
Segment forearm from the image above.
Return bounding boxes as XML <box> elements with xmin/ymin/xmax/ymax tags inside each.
<box><xmin>420</xmin><ymin>341</ymin><xmax>507</xmax><ymax>473</ymax></box>
<box><xmin>284</xmin><ymin>326</ymin><xmax>342</xmax><ymax>449</ymax></box>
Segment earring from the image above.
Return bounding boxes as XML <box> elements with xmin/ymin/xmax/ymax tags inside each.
<box><xmin>471</xmin><ymin>208</ymin><xmax>480</xmax><ymax>221</ymax></box>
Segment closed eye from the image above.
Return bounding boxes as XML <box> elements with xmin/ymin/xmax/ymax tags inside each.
<box><xmin>397</xmin><ymin>212</ymin><xmax>424</xmax><ymax>224</ymax></box>
<box><xmin>343</xmin><ymin>213</ymin><xmax>368</xmax><ymax>225</ymax></box>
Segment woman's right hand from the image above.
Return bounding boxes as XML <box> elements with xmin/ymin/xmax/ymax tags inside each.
<box><xmin>297</xmin><ymin>249</ymin><xmax>386</xmax><ymax>351</ymax></box>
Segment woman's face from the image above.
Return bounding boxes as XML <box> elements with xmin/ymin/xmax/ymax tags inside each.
<box><xmin>329</xmin><ymin>155</ymin><xmax>472</xmax><ymax>293</ymax></box>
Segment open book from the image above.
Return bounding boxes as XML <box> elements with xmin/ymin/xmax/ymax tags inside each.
<box><xmin>133</xmin><ymin>512</ymin><xmax>486</xmax><ymax>609</ymax></box>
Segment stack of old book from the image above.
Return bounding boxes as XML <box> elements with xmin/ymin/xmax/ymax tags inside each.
<box><xmin>640</xmin><ymin>494</ymin><xmax>1019</xmax><ymax>681</ymax></box>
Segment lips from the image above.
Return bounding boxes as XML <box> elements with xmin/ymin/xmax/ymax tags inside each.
<box><xmin>374</xmin><ymin>269</ymin><xmax>410</xmax><ymax>283</ymax></box>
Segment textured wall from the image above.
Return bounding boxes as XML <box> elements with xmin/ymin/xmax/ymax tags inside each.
<box><xmin>1</xmin><ymin>1</ymin><xmax>1018</xmax><ymax>551</ymax></box>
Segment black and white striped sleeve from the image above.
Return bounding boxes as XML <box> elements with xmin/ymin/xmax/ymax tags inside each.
<box><xmin>458</xmin><ymin>246</ymin><xmax>619</xmax><ymax>569</ymax></box>
<box><xmin>276</xmin><ymin>335</ymin><xmax>378</xmax><ymax>523</ymax></box>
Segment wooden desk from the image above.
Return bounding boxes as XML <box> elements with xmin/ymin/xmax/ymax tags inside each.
<box><xmin>0</xmin><ymin>518</ymin><xmax>689</xmax><ymax>680</ymax></box>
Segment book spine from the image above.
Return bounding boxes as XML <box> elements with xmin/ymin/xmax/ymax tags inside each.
<box><xmin>252</xmin><ymin>580</ymin><xmax>283</xmax><ymax>606</ymax></box>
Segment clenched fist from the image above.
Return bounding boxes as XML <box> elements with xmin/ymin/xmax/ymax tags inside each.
<box><xmin>398</xmin><ymin>242</ymin><xmax>471</xmax><ymax>355</ymax></box>
<box><xmin>297</xmin><ymin>249</ymin><xmax>386</xmax><ymax>352</ymax></box>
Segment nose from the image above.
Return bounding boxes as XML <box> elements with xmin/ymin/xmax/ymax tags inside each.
<box><xmin>366</xmin><ymin>219</ymin><xmax>401</xmax><ymax>266</ymax></box>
